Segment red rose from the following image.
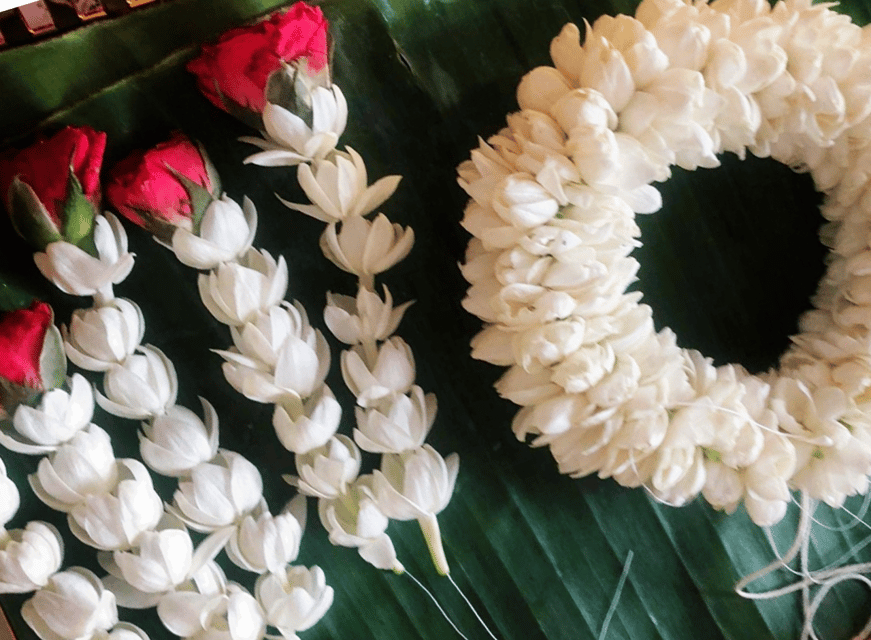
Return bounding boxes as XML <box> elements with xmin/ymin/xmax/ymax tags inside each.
<box><xmin>0</xmin><ymin>301</ymin><xmax>67</xmax><ymax>419</ymax></box>
<box><xmin>187</xmin><ymin>2</ymin><xmax>329</xmax><ymax>120</ymax></box>
<box><xmin>0</xmin><ymin>126</ymin><xmax>106</xmax><ymax>252</ymax></box>
<box><xmin>106</xmin><ymin>131</ymin><xmax>220</xmax><ymax>240</ymax></box>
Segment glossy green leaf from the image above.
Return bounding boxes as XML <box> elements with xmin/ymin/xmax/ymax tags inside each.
<box><xmin>1</xmin><ymin>1</ymin><xmax>871</xmax><ymax>640</ymax></box>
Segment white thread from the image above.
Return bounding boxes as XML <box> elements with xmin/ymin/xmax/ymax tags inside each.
<box><xmin>736</xmin><ymin>492</ymin><xmax>871</xmax><ymax>638</ymax></box>
<box><xmin>598</xmin><ymin>551</ymin><xmax>634</xmax><ymax>640</ymax></box>
<box><xmin>447</xmin><ymin>574</ymin><xmax>499</xmax><ymax>640</ymax></box>
<box><xmin>669</xmin><ymin>401</ymin><xmax>833</xmax><ymax>448</ymax></box>
<box><xmin>404</xmin><ymin>569</ymin><xmax>470</xmax><ymax>640</ymax></box>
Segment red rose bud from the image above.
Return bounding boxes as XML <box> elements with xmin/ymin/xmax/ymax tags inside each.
<box><xmin>106</xmin><ymin>132</ymin><xmax>221</xmax><ymax>241</ymax></box>
<box><xmin>0</xmin><ymin>126</ymin><xmax>106</xmax><ymax>253</ymax></box>
<box><xmin>187</xmin><ymin>2</ymin><xmax>329</xmax><ymax>126</ymax></box>
<box><xmin>0</xmin><ymin>301</ymin><xmax>66</xmax><ymax>419</ymax></box>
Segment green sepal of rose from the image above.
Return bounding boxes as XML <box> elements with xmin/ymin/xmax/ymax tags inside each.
<box><xmin>7</xmin><ymin>166</ymin><xmax>98</xmax><ymax>256</ymax></box>
<box><xmin>0</xmin><ymin>322</ymin><xmax>66</xmax><ymax>423</ymax></box>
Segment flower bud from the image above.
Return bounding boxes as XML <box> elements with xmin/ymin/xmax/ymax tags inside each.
<box><xmin>320</xmin><ymin>214</ymin><xmax>414</xmax><ymax>283</ymax></box>
<box><xmin>354</xmin><ymin>386</ymin><xmax>436</xmax><ymax>454</ymax></box>
<box><xmin>199</xmin><ymin>249</ymin><xmax>288</xmax><ymax>326</ymax></box>
<box><xmin>255</xmin><ymin>565</ymin><xmax>333</xmax><ymax>636</ymax></box>
<box><xmin>373</xmin><ymin>445</ymin><xmax>460</xmax><ymax>521</ymax></box>
<box><xmin>65</xmin><ymin>299</ymin><xmax>144</xmax><ymax>372</ymax></box>
<box><xmin>107</xmin><ymin>132</ymin><xmax>220</xmax><ymax>242</ymax></box>
<box><xmin>140</xmin><ymin>400</ymin><xmax>219</xmax><ymax>477</ymax></box>
<box><xmin>341</xmin><ymin>337</ymin><xmax>416</xmax><ymax>408</ymax></box>
<box><xmin>516</xmin><ymin>66</ymin><xmax>572</xmax><ymax>113</ymax></box>
<box><xmin>35</xmin><ymin>214</ymin><xmax>135</xmax><ymax>299</ymax></box>
<box><xmin>0</xmin><ymin>460</ymin><xmax>18</xmax><ymax>526</ymax></box>
<box><xmin>324</xmin><ymin>286</ymin><xmax>412</xmax><ymax>345</ymax></box>
<box><xmin>172</xmin><ymin>195</ymin><xmax>257</xmax><ymax>270</ymax></box>
<box><xmin>21</xmin><ymin>568</ymin><xmax>117</xmax><ymax>640</ymax></box>
<box><xmin>0</xmin><ymin>522</ymin><xmax>63</xmax><ymax>593</ymax></box>
<box><xmin>492</xmin><ymin>174</ymin><xmax>560</xmax><ymax>229</ymax></box>
<box><xmin>31</xmin><ymin>425</ymin><xmax>118</xmax><ymax>513</ymax></box>
<box><xmin>0</xmin><ymin>126</ymin><xmax>105</xmax><ymax>253</ymax></box>
<box><xmin>113</xmin><ymin>528</ymin><xmax>193</xmax><ymax>594</ymax></box>
<box><xmin>98</xmin><ymin>345</ymin><xmax>178</xmax><ymax>420</ymax></box>
<box><xmin>226</xmin><ymin>509</ymin><xmax>303</xmax><ymax>573</ymax></box>
<box><xmin>296</xmin><ymin>435</ymin><xmax>362</xmax><ymax>499</ymax></box>
<box><xmin>273</xmin><ymin>386</ymin><xmax>341</xmax><ymax>454</ymax></box>
<box><xmin>5</xmin><ymin>374</ymin><xmax>93</xmax><ymax>455</ymax></box>
<box><xmin>173</xmin><ymin>451</ymin><xmax>264</xmax><ymax>532</ymax></box>
<box><xmin>68</xmin><ymin>459</ymin><xmax>163</xmax><ymax>551</ymax></box>
<box><xmin>280</xmin><ymin>147</ymin><xmax>401</xmax><ymax>222</ymax></box>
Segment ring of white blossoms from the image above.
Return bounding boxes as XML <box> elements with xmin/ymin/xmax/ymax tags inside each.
<box><xmin>458</xmin><ymin>0</ymin><xmax>871</xmax><ymax>526</ymax></box>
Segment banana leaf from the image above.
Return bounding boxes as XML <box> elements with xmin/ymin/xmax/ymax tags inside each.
<box><xmin>1</xmin><ymin>1</ymin><xmax>871</xmax><ymax>639</ymax></box>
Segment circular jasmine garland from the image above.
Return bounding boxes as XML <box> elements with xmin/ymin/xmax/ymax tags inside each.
<box><xmin>458</xmin><ymin>0</ymin><xmax>871</xmax><ymax>527</ymax></box>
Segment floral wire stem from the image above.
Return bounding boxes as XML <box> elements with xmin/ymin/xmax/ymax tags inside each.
<box><xmin>26</xmin><ymin>209</ymin><xmax>333</xmax><ymax>640</ymax></box>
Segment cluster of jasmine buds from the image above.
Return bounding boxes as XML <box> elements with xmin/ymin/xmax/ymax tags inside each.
<box><xmin>241</xmin><ymin>68</ymin><xmax>460</xmax><ymax>574</ymax></box>
<box><xmin>455</xmin><ymin>0</ymin><xmax>871</xmax><ymax>525</ymax></box>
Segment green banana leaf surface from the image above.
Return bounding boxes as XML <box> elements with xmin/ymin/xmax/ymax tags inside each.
<box><xmin>2</xmin><ymin>0</ymin><xmax>871</xmax><ymax>639</ymax></box>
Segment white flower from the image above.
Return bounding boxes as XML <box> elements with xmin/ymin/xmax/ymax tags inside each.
<box><xmin>68</xmin><ymin>459</ymin><xmax>163</xmax><ymax>551</ymax></box>
<box><xmin>578</xmin><ymin>32</ymin><xmax>635</xmax><ymax>112</ymax></box>
<box><xmin>217</xmin><ymin>304</ymin><xmax>330</xmax><ymax>405</ymax></box>
<box><xmin>354</xmin><ymin>386</ymin><xmax>437</xmax><ymax>454</ymax></box>
<box><xmin>320</xmin><ymin>214</ymin><xmax>414</xmax><ymax>282</ymax></box>
<box><xmin>30</xmin><ymin>425</ymin><xmax>118</xmax><ymax>513</ymax></box>
<box><xmin>373</xmin><ymin>446</ymin><xmax>458</xmax><ymax>575</ymax></box>
<box><xmin>341</xmin><ymin>337</ymin><xmax>415</xmax><ymax>408</ymax></box>
<box><xmin>373</xmin><ymin>445</ymin><xmax>459</xmax><ymax>522</ymax></box>
<box><xmin>199</xmin><ymin>249</ymin><xmax>289</xmax><ymax>326</ymax></box>
<box><xmin>226</xmin><ymin>508</ymin><xmax>303</xmax><ymax>574</ymax></box>
<box><xmin>549</xmin><ymin>89</ymin><xmax>618</xmax><ymax>134</ymax></box>
<box><xmin>295</xmin><ymin>435</ymin><xmax>361</xmax><ymax>499</ymax></box>
<box><xmin>279</xmin><ymin>147</ymin><xmax>401</xmax><ymax>223</ymax></box>
<box><xmin>97</xmin><ymin>346</ymin><xmax>178</xmax><ymax>419</ymax></box>
<box><xmin>139</xmin><ymin>400</ymin><xmax>220</xmax><ymax>477</ymax></box>
<box><xmin>516</xmin><ymin>66</ymin><xmax>572</xmax><ymax>113</ymax></box>
<box><xmin>173</xmin><ymin>452</ymin><xmax>264</xmax><ymax>532</ymax></box>
<box><xmin>172</xmin><ymin>196</ymin><xmax>258</xmax><ymax>270</ymax></box>
<box><xmin>33</xmin><ymin>213</ymin><xmax>134</xmax><ymax>300</ymax></box>
<box><xmin>272</xmin><ymin>386</ymin><xmax>341</xmax><ymax>454</ymax></box>
<box><xmin>0</xmin><ymin>459</ymin><xmax>18</xmax><ymax>526</ymax></box>
<box><xmin>64</xmin><ymin>299</ymin><xmax>144</xmax><ymax>372</ymax></box>
<box><xmin>255</xmin><ymin>565</ymin><xmax>333</xmax><ymax>639</ymax></box>
<box><xmin>111</xmin><ymin>528</ymin><xmax>193</xmax><ymax>595</ymax></box>
<box><xmin>510</xmin><ymin>320</ymin><xmax>587</xmax><ymax>371</ymax></box>
<box><xmin>2</xmin><ymin>374</ymin><xmax>94</xmax><ymax>455</ymax></box>
<box><xmin>0</xmin><ymin>522</ymin><xmax>63</xmax><ymax>593</ymax></box>
<box><xmin>158</xmin><ymin>570</ymin><xmax>265</xmax><ymax>640</ymax></box>
<box><xmin>243</xmin><ymin>87</ymin><xmax>348</xmax><ymax>167</ymax></box>
<box><xmin>552</xmin><ymin>343</ymin><xmax>617</xmax><ymax>394</ymax></box>
<box><xmin>324</xmin><ymin>286</ymin><xmax>412</xmax><ymax>345</ymax></box>
<box><xmin>21</xmin><ymin>568</ymin><xmax>117</xmax><ymax>640</ymax></box>
<box><xmin>492</xmin><ymin>174</ymin><xmax>560</xmax><ymax>229</ymax></box>
<box><xmin>318</xmin><ymin>475</ymin><xmax>402</xmax><ymax>572</ymax></box>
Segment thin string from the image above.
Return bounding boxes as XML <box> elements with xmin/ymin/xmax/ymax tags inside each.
<box><xmin>598</xmin><ymin>550</ymin><xmax>634</xmax><ymax>640</ymax></box>
<box><xmin>669</xmin><ymin>401</ymin><xmax>833</xmax><ymax>448</ymax></box>
<box><xmin>447</xmin><ymin>574</ymin><xmax>499</xmax><ymax>640</ymax></box>
<box><xmin>735</xmin><ymin>491</ymin><xmax>871</xmax><ymax>639</ymax></box>
<box><xmin>403</xmin><ymin>569</ymin><xmax>470</xmax><ymax>640</ymax></box>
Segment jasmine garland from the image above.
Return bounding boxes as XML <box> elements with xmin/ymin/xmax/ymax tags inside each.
<box><xmin>457</xmin><ymin>0</ymin><xmax>871</xmax><ymax>526</ymax></box>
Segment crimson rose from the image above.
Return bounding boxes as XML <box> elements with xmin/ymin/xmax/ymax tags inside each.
<box><xmin>0</xmin><ymin>301</ymin><xmax>65</xmax><ymax>419</ymax></box>
<box><xmin>106</xmin><ymin>131</ymin><xmax>220</xmax><ymax>240</ymax></box>
<box><xmin>187</xmin><ymin>2</ymin><xmax>329</xmax><ymax>124</ymax></box>
<box><xmin>0</xmin><ymin>126</ymin><xmax>106</xmax><ymax>252</ymax></box>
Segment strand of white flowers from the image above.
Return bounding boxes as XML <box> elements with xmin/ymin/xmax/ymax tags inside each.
<box><xmin>0</xmin><ymin>370</ymin><xmax>159</xmax><ymax>640</ymax></box>
<box><xmin>33</xmin><ymin>211</ymin><xmax>334</xmax><ymax>640</ymax></box>
<box><xmin>244</xmin><ymin>82</ymin><xmax>460</xmax><ymax>577</ymax></box>
<box><xmin>455</xmin><ymin>0</ymin><xmax>871</xmax><ymax>530</ymax></box>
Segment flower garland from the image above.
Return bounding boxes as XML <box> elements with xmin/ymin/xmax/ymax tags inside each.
<box><xmin>457</xmin><ymin>0</ymin><xmax>871</xmax><ymax>528</ymax></box>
